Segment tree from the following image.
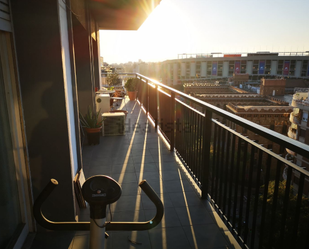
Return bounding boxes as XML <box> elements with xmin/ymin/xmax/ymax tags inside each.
<box><xmin>107</xmin><ymin>72</ymin><xmax>120</xmax><ymax>86</ymax></box>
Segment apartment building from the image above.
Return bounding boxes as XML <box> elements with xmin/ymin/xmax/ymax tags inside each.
<box><xmin>287</xmin><ymin>89</ymin><xmax>309</xmax><ymax>168</ymax></box>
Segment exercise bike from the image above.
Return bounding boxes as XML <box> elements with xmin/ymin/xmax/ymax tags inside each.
<box><xmin>33</xmin><ymin>175</ymin><xmax>164</xmax><ymax>249</ymax></box>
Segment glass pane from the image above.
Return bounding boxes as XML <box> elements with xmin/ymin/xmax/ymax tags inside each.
<box><xmin>0</xmin><ymin>50</ymin><xmax>22</xmax><ymax>248</ymax></box>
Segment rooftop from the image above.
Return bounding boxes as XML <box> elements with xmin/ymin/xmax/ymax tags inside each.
<box><xmin>176</xmin><ymin>51</ymin><xmax>309</xmax><ymax>60</ymax></box>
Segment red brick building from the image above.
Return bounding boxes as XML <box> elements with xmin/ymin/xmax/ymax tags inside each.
<box><xmin>260</xmin><ymin>78</ymin><xmax>286</xmax><ymax>96</ymax></box>
<box><xmin>226</xmin><ymin>103</ymin><xmax>293</xmax><ymax>154</ymax></box>
<box><xmin>233</xmin><ymin>73</ymin><xmax>249</xmax><ymax>87</ymax></box>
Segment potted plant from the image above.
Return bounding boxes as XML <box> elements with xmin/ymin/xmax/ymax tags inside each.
<box><xmin>125</xmin><ymin>78</ymin><xmax>139</xmax><ymax>101</ymax></box>
<box><xmin>79</xmin><ymin>106</ymin><xmax>102</xmax><ymax>145</ymax></box>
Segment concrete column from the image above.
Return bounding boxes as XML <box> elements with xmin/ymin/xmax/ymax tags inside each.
<box><xmin>247</xmin><ymin>61</ymin><xmax>253</xmax><ymax>74</ymax></box>
<box><xmin>201</xmin><ymin>62</ymin><xmax>207</xmax><ymax>77</ymax></box>
<box><xmin>271</xmin><ymin>61</ymin><xmax>277</xmax><ymax>75</ymax></box>
<box><xmin>167</xmin><ymin>63</ymin><xmax>171</xmax><ymax>85</ymax></box>
<box><xmin>173</xmin><ymin>63</ymin><xmax>178</xmax><ymax>85</ymax></box>
<box><xmin>223</xmin><ymin>62</ymin><xmax>229</xmax><ymax>77</ymax></box>
<box><xmin>190</xmin><ymin>62</ymin><xmax>196</xmax><ymax>77</ymax></box>
<box><xmin>181</xmin><ymin>62</ymin><xmax>186</xmax><ymax>77</ymax></box>
<box><xmin>295</xmin><ymin>61</ymin><xmax>302</xmax><ymax>77</ymax></box>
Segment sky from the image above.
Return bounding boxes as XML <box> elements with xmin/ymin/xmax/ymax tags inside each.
<box><xmin>100</xmin><ymin>0</ymin><xmax>309</xmax><ymax>64</ymax></box>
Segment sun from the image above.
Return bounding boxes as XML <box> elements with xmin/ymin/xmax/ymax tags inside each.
<box><xmin>135</xmin><ymin>0</ymin><xmax>196</xmax><ymax>61</ymax></box>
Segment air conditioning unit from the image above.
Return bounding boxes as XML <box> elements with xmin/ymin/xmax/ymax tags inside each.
<box><xmin>95</xmin><ymin>94</ymin><xmax>110</xmax><ymax>117</ymax></box>
<box><xmin>102</xmin><ymin>112</ymin><xmax>125</xmax><ymax>136</ymax></box>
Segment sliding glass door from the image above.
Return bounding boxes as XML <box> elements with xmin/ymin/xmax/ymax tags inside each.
<box><xmin>0</xmin><ymin>31</ymin><xmax>33</xmax><ymax>249</ymax></box>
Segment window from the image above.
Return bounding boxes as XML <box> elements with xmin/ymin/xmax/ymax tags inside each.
<box><xmin>0</xmin><ymin>31</ymin><xmax>32</xmax><ymax>248</ymax></box>
<box><xmin>300</xmin><ymin>129</ymin><xmax>306</xmax><ymax>138</ymax></box>
<box><xmin>302</xmin><ymin>112</ymin><xmax>308</xmax><ymax>123</ymax></box>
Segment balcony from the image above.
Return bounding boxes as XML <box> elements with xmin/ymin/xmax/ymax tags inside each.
<box><xmin>289</xmin><ymin>112</ymin><xmax>300</xmax><ymax>124</ymax></box>
<box><xmin>286</xmin><ymin>148</ymin><xmax>296</xmax><ymax>156</ymax></box>
<box><xmin>287</xmin><ymin>127</ymin><xmax>298</xmax><ymax>140</ymax></box>
<box><xmin>29</xmin><ymin>95</ymin><xmax>240</xmax><ymax>249</ymax></box>
<box><xmin>29</xmin><ymin>73</ymin><xmax>309</xmax><ymax>249</ymax></box>
<box><xmin>291</xmin><ymin>98</ymin><xmax>309</xmax><ymax>112</ymax></box>
<box><xmin>78</xmin><ymin>101</ymin><xmax>240</xmax><ymax>249</ymax></box>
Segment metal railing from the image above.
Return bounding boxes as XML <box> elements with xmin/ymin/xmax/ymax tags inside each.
<box><xmin>101</xmin><ymin>72</ymin><xmax>136</xmax><ymax>86</ymax></box>
<box><xmin>134</xmin><ymin>73</ymin><xmax>309</xmax><ymax>249</ymax></box>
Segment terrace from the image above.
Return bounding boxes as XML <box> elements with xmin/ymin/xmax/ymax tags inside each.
<box><xmin>77</xmin><ymin>100</ymin><xmax>240</xmax><ymax>249</ymax></box>
<box><xmin>27</xmin><ymin>73</ymin><xmax>309</xmax><ymax>249</ymax></box>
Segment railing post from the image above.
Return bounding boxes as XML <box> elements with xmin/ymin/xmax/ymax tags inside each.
<box><xmin>137</xmin><ymin>76</ymin><xmax>142</xmax><ymax>104</ymax></box>
<box><xmin>170</xmin><ymin>92</ymin><xmax>175</xmax><ymax>151</ymax></box>
<box><xmin>201</xmin><ymin>108</ymin><xmax>212</xmax><ymax>199</ymax></box>
<box><xmin>155</xmin><ymin>85</ymin><xmax>158</xmax><ymax>132</ymax></box>
<box><xmin>146</xmin><ymin>80</ymin><xmax>149</xmax><ymax>113</ymax></box>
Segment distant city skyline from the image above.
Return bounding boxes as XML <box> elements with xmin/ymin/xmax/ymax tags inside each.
<box><xmin>100</xmin><ymin>0</ymin><xmax>309</xmax><ymax>64</ymax></box>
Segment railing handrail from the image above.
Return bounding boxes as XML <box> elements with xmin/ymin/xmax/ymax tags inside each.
<box><xmin>101</xmin><ymin>72</ymin><xmax>136</xmax><ymax>76</ymax></box>
<box><xmin>214</xmin><ymin>119</ymin><xmax>309</xmax><ymax>177</ymax></box>
<box><xmin>136</xmin><ymin>73</ymin><xmax>309</xmax><ymax>159</ymax></box>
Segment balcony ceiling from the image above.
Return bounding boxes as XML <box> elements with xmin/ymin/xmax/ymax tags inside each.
<box><xmin>88</xmin><ymin>0</ymin><xmax>161</xmax><ymax>30</ymax></box>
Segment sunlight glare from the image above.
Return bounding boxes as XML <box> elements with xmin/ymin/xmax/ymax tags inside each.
<box><xmin>157</xmin><ymin>136</ymin><xmax>167</xmax><ymax>248</ymax></box>
<box><xmin>178</xmin><ymin>169</ymin><xmax>198</xmax><ymax>249</ymax></box>
<box><xmin>116</xmin><ymin>109</ymin><xmax>141</xmax><ymax>185</ymax></box>
<box><xmin>100</xmin><ymin>0</ymin><xmax>309</xmax><ymax>63</ymax></box>
<box><xmin>136</xmin><ymin>0</ymin><xmax>196</xmax><ymax>61</ymax></box>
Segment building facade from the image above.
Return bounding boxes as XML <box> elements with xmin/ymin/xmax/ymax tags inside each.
<box><xmin>285</xmin><ymin>89</ymin><xmax>309</xmax><ymax>194</ymax></box>
<box><xmin>226</xmin><ymin>103</ymin><xmax>292</xmax><ymax>153</ymax></box>
<box><xmin>287</xmin><ymin>89</ymin><xmax>309</xmax><ymax>168</ymax></box>
<box><xmin>162</xmin><ymin>52</ymin><xmax>309</xmax><ymax>85</ymax></box>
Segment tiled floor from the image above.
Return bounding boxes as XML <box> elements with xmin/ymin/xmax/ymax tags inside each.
<box><xmin>24</xmin><ymin>99</ymin><xmax>241</xmax><ymax>249</ymax></box>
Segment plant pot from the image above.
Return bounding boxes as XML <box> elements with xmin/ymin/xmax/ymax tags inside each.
<box><xmin>85</xmin><ymin>127</ymin><xmax>101</xmax><ymax>145</ymax></box>
<box><xmin>127</xmin><ymin>91</ymin><xmax>137</xmax><ymax>101</ymax></box>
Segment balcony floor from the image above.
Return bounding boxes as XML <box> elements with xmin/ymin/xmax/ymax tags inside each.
<box><xmin>24</xmin><ymin>99</ymin><xmax>240</xmax><ymax>249</ymax></box>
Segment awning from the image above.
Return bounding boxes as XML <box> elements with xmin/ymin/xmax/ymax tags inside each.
<box><xmin>87</xmin><ymin>0</ymin><xmax>161</xmax><ymax>30</ymax></box>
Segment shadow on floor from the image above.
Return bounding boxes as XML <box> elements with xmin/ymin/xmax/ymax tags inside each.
<box><xmin>23</xmin><ymin>99</ymin><xmax>241</xmax><ymax>249</ymax></box>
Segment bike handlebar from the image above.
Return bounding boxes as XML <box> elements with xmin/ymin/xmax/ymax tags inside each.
<box><xmin>33</xmin><ymin>179</ymin><xmax>164</xmax><ymax>231</ymax></box>
<box><xmin>105</xmin><ymin>180</ymin><xmax>164</xmax><ymax>231</ymax></box>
